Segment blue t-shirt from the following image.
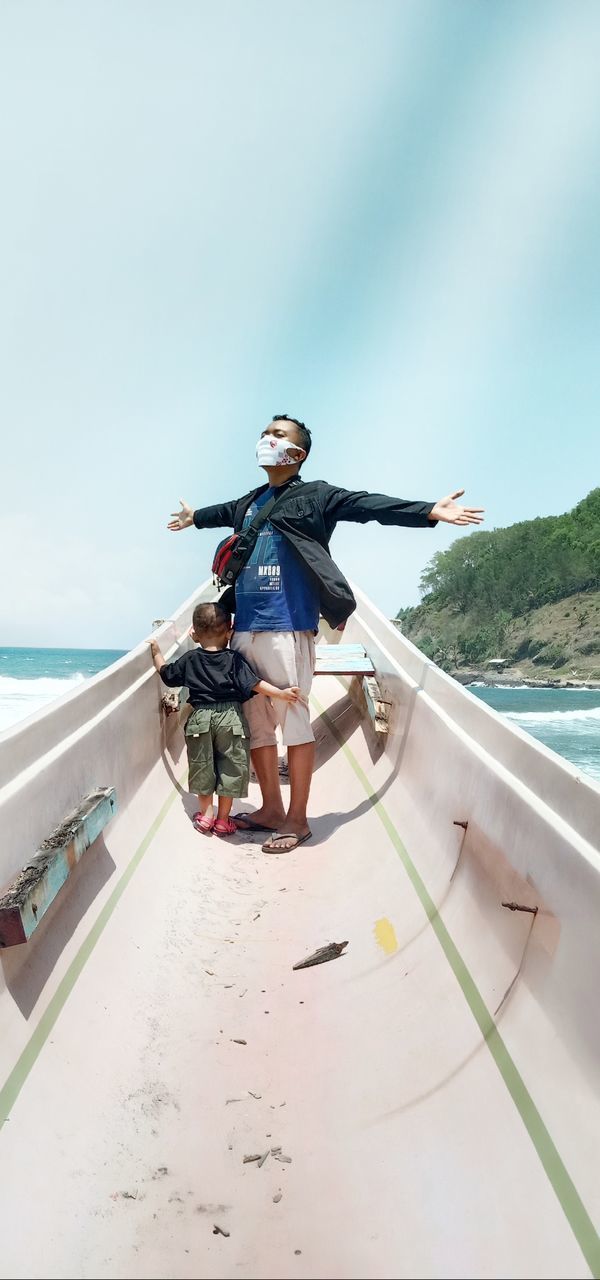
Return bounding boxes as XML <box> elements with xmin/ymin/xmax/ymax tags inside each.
<box><xmin>234</xmin><ymin>489</ymin><xmax>320</xmax><ymax>632</ymax></box>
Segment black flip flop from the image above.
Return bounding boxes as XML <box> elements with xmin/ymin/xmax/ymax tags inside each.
<box><xmin>232</xmin><ymin>814</ymin><xmax>278</xmax><ymax>833</ymax></box>
<box><xmin>262</xmin><ymin>831</ymin><xmax>312</xmax><ymax>854</ymax></box>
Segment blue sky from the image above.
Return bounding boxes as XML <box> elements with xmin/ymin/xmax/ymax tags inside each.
<box><xmin>2</xmin><ymin>0</ymin><xmax>599</xmax><ymax>648</ymax></box>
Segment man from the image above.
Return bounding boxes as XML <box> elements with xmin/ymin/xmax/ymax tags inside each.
<box><xmin>168</xmin><ymin>414</ymin><xmax>484</xmax><ymax>853</ymax></box>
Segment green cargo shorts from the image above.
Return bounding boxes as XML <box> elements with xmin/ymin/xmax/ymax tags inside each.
<box><xmin>185</xmin><ymin>702</ymin><xmax>250</xmax><ymax>798</ymax></box>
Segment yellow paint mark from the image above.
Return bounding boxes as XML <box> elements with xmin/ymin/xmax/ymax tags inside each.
<box><xmin>374</xmin><ymin>917</ymin><xmax>398</xmax><ymax>955</ymax></box>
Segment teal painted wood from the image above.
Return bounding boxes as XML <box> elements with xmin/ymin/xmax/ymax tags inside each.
<box><xmin>0</xmin><ymin>788</ymin><xmax>117</xmax><ymax>948</ymax></box>
<box><xmin>314</xmin><ymin>645</ymin><xmax>374</xmax><ymax>675</ymax></box>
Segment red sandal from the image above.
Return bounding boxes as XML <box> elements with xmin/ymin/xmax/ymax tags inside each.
<box><xmin>193</xmin><ymin>812</ymin><xmax>215</xmax><ymax>834</ymax></box>
<box><xmin>214</xmin><ymin>818</ymin><xmax>237</xmax><ymax>837</ymax></box>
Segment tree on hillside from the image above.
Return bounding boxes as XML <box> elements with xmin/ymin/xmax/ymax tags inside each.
<box><xmin>415</xmin><ymin>489</ymin><xmax>600</xmax><ymax>617</ymax></box>
<box><xmin>397</xmin><ymin>490</ymin><xmax>600</xmax><ymax>671</ymax></box>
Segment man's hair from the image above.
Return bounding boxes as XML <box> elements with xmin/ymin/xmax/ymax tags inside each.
<box><xmin>272</xmin><ymin>414</ymin><xmax>312</xmax><ymax>459</ymax></box>
<box><xmin>192</xmin><ymin>601</ymin><xmax>231</xmax><ymax>636</ymax></box>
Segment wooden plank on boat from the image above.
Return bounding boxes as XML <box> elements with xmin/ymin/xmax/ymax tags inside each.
<box><xmin>314</xmin><ymin>644</ymin><xmax>374</xmax><ymax>676</ymax></box>
<box><xmin>362</xmin><ymin>675</ymin><xmax>390</xmax><ymax>734</ymax></box>
<box><xmin>0</xmin><ymin>787</ymin><xmax>117</xmax><ymax>948</ymax></box>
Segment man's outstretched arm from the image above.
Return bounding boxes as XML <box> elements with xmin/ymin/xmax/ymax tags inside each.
<box><xmin>322</xmin><ymin>486</ymin><xmax>484</xmax><ymax>529</ymax></box>
<box><xmin>167</xmin><ymin>497</ymin><xmax>240</xmax><ymax>532</ymax></box>
<box><xmin>427</xmin><ymin>488</ymin><xmax>484</xmax><ymax>526</ymax></box>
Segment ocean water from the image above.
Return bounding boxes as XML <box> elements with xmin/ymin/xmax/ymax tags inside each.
<box><xmin>1</xmin><ymin>648</ymin><xmax>599</xmax><ymax>785</ymax></box>
<box><xmin>0</xmin><ymin>647</ymin><xmax>126</xmax><ymax>734</ymax></box>
<box><xmin>469</xmin><ymin>684</ymin><xmax>600</xmax><ymax>782</ymax></box>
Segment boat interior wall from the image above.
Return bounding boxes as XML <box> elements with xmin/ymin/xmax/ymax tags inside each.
<box><xmin>340</xmin><ymin>592</ymin><xmax>600</xmax><ymax>1068</ymax></box>
<box><xmin>0</xmin><ymin>588</ymin><xmax>212</xmax><ymax>899</ymax></box>
<box><xmin>358</xmin><ymin>584</ymin><xmax>599</xmax><ymax>851</ymax></box>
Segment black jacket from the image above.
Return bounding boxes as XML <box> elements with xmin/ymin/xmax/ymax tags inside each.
<box><xmin>193</xmin><ymin>478</ymin><xmax>437</xmax><ymax>629</ymax></box>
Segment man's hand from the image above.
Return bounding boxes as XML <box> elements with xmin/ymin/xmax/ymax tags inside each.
<box><xmin>167</xmin><ymin>499</ymin><xmax>194</xmax><ymax>531</ymax></box>
<box><xmin>429</xmin><ymin>490</ymin><xmax>485</xmax><ymax>527</ymax></box>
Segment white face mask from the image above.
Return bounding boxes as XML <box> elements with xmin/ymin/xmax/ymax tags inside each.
<box><xmin>256</xmin><ymin>435</ymin><xmax>305</xmax><ymax>468</ymax></box>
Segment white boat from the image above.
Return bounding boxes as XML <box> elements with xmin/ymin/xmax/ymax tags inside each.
<box><xmin>0</xmin><ymin>582</ymin><xmax>599</xmax><ymax>1279</ymax></box>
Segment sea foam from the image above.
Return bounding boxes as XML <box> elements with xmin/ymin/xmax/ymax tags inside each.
<box><xmin>0</xmin><ymin>673</ymin><xmax>86</xmax><ymax>732</ymax></box>
<box><xmin>505</xmin><ymin>706</ymin><xmax>600</xmax><ymax>725</ymax></box>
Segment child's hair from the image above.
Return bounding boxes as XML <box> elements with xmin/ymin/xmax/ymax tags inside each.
<box><xmin>192</xmin><ymin>601</ymin><xmax>231</xmax><ymax>638</ymax></box>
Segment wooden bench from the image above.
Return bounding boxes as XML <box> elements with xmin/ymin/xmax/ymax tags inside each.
<box><xmin>314</xmin><ymin>644</ymin><xmax>375</xmax><ymax>676</ymax></box>
<box><xmin>314</xmin><ymin>644</ymin><xmax>389</xmax><ymax>734</ymax></box>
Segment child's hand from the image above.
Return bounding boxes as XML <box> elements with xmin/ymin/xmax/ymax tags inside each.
<box><xmin>149</xmin><ymin>639</ymin><xmax>165</xmax><ymax>670</ymax></box>
<box><xmin>255</xmin><ymin>680</ymin><xmax>307</xmax><ymax>703</ymax></box>
<box><xmin>281</xmin><ymin>685</ymin><xmax>303</xmax><ymax>704</ymax></box>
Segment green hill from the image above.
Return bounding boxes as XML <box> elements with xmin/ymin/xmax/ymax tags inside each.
<box><xmin>396</xmin><ymin>489</ymin><xmax>600</xmax><ymax>684</ymax></box>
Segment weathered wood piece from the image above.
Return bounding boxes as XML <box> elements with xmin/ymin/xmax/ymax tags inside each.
<box><xmin>293</xmin><ymin>941</ymin><xmax>349</xmax><ymax>970</ymax></box>
<box><xmin>0</xmin><ymin>787</ymin><xmax>117</xmax><ymax>947</ymax></box>
<box><xmin>362</xmin><ymin>675</ymin><xmax>390</xmax><ymax>734</ymax></box>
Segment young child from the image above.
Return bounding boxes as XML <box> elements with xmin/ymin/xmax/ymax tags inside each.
<box><xmin>150</xmin><ymin>601</ymin><xmax>301</xmax><ymax>836</ymax></box>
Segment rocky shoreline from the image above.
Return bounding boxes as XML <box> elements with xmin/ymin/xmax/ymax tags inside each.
<box><xmin>452</xmin><ymin>669</ymin><xmax>600</xmax><ymax>690</ymax></box>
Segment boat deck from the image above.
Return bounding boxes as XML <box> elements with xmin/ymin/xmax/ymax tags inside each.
<box><xmin>0</xmin><ymin>665</ymin><xmax>597</xmax><ymax>1279</ymax></box>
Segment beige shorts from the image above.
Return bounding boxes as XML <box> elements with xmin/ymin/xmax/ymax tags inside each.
<box><xmin>231</xmin><ymin>630</ymin><xmax>315</xmax><ymax>749</ymax></box>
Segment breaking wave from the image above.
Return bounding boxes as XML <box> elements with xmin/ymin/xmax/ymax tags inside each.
<box><xmin>0</xmin><ymin>673</ymin><xmax>86</xmax><ymax>732</ymax></box>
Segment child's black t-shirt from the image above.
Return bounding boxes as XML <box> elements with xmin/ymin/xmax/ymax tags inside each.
<box><xmin>159</xmin><ymin>648</ymin><xmax>259</xmax><ymax>707</ymax></box>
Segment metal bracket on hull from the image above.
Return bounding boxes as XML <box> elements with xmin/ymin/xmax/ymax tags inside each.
<box><xmin>0</xmin><ymin>787</ymin><xmax>117</xmax><ymax>948</ymax></box>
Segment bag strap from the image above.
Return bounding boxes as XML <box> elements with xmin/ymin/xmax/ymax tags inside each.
<box><xmin>218</xmin><ymin>479</ymin><xmax>305</xmax><ymax>589</ymax></box>
<box><xmin>243</xmin><ymin>477</ymin><xmax>302</xmax><ymax>536</ymax></box>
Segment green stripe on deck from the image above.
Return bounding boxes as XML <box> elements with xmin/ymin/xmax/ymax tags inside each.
<box><xmin>311</xmin><ymin>690</ymin><xmax>600</xmax><ymax>1280</ymax></box>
